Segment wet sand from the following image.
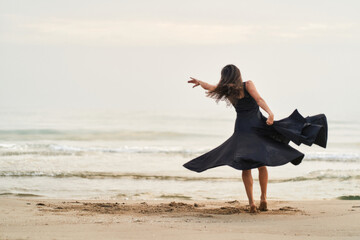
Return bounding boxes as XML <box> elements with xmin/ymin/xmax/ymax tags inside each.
<box><xmin>1</xmin><ymin>197</ymin><xmax>360</xmax><ymax>240</ymax></box>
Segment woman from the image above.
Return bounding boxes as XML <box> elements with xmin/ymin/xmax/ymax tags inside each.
<box><xmin>184</xmin><ymin>64</ymin><xmax>327</xmax><ymax>213</ymax></box>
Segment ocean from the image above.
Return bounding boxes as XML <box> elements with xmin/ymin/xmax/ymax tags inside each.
<box><xmin>0</xmin><ymin>108</ymin><xmax>359</xmax><ymax>201</ymax></box>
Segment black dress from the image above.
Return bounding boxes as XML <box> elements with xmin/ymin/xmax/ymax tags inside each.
<box><xmin>183</xmin><ymin>81</ymin><xmax>328</xmax><ymax>172</ymax></box>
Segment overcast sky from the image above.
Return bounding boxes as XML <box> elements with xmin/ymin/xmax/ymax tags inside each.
<box><xmin>1</xmin><ymin>0</ymin><xmax>359</xmax><ymax>120</ymax></box>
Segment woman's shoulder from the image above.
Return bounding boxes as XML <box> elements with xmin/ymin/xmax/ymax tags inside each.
<box><xmin>244</xmin><ymin>80</ymin><xmax>254</xmax><ymax>85</ymax></box>
<box><xmin>243</xmin><ymin>80</ymin><xmax>256</xmax><ymax>90</ymax></box>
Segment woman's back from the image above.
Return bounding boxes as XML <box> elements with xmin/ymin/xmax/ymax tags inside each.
<box><xmin>233</xmin><ymin>82</ymin><xmax>260</xmax><ymax>114</ymax></box>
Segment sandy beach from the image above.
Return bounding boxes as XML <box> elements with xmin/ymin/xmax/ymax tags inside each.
<box><xmin>1</xmin><ymin>197</ymin><xmax>359</xmax><ymax>240</ymax></box>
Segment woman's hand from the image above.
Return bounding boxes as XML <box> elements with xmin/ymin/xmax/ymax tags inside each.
<box><xmin>266</xmin><ymin>113</ymin><xmax>274</xmax><ymax>125</ymax></box>
<box><xmin>188</xmin><ymin>77</ymin><xmax>201</xmax><ymax>88</ymax></box>
<box><xmin>187</xmin><ymin>77</ymin><xmax>217</xmax><ymax>91</ymax></box>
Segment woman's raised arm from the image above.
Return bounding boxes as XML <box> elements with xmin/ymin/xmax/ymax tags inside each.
<box><xmin>188</xmin><ymin>77</ymin><xmax>217</xmax><ymax>91</ymax></box>
<box><xmin>246</xmin><ymin>80</ymin><xmax>274</xmax><ymax>125</ymax></box>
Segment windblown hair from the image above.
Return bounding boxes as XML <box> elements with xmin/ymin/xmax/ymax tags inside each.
<box><xmin>207</xmin><ymin>64</ymin><xmax>244</xmax><ymax>106</ymax></box>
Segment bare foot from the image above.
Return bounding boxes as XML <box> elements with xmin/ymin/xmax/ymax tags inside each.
<box><xmin>259</xmin><ymin>201</ymin><xmax>268</xmax><ymax>211</ymax></box>
<box><xmin>250</xmin><ymin>204</ymin><xmax>257</xmax><ymax>213</ymax></box>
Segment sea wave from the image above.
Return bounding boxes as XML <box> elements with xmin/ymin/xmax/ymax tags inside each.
<box><xmin>1</xmin><ymin>170</ymin><xmax>359</xmax><ymax>182</ymax></box>
<box><xmin>1</xmin><ymin>142</ymin><xmax>360</xmax><ymax>163</ymax></box>
<box><xmin>49</xmin><ymin>144</ymin><xmax>204</xmax><ymax>154</ymax></box>
<box><xmin>305</xmin><ymin>152</ymin><xmax>360</xmax><ymax>162</ymax></box>
<box><xmin>0</xmin><ymin>192</ymin><xmax>43</xmax><ymax>197</ymax></box>
<box><xmin>0</xmin><ymin>143</ymin><xmax>206</xmax><ymax>156</ymax></box>
<box><xmin>0</xmin><ymin>129</ymin><xmax>215</xmax><ymax>141</ymax></box>
<box><xmin>1</xmin><ymin>143</ymin><xmax>359</xmax><ymax>162</ymax></box>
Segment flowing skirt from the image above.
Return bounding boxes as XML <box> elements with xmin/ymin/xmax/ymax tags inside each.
<box><xmin>183</xmin><ymin>109</ymin><xmax>328</xmax><ymax>172</ymax></box>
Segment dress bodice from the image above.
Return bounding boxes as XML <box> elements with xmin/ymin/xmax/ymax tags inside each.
<box><xmin>233</xmin><ymin>81</ymin><xmax>259</xmax><ymax>114</ymax></box>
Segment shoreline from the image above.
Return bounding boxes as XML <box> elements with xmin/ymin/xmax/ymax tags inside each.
<box><xmin>1</xmin><ymin>192</ymin><xmax>359</xmax><ymax>201</ymax></box>
<box><xmin>1</xmin><ymin>197</ymin><xmax>360</xmax><ymax>239</ymax></box>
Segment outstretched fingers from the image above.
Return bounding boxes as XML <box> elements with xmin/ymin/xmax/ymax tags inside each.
<box><xmin>188</xmin><ymin>77</ymin><xmax>200</xmax><ymax>88</ymax></box>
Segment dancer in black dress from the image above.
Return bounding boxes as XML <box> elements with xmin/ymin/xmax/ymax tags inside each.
<box><xmin>184</xmin><ymin>64</ymin><xmax>328</xmax><ymax>213</ymax></box>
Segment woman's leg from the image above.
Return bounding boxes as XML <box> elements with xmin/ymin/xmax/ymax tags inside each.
<box><xmin>258</xmin><ymin>166</ymin><xmax>268</xmax><ymax>211</ymax></box>
<box><xmin>242</xmin><ymin>169</ymin><xmax>256</xmax><ymax>212</ymax></box>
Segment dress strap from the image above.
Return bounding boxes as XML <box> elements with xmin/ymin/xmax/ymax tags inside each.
<box><xmin>243</xmin><ymin>81</ymin><xmax>248</xmax><ymax>96</ymax></box>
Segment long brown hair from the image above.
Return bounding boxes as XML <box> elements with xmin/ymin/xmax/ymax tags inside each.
<box><xmin>207</xmin><ymin>64</ymin><xmax>244</xmax><ymax>106</ymax></box>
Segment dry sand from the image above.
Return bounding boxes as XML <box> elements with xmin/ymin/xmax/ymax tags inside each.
<box><xmin>1</xmin><ymin>197</ymin><xmax>359</xmax><ymax>240</ymax></box>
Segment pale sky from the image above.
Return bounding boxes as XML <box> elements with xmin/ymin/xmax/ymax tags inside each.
<box><xmin>1</xmin><ymin>0</ymin><xmax>359</xmax><ymax>120</ymax></box>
